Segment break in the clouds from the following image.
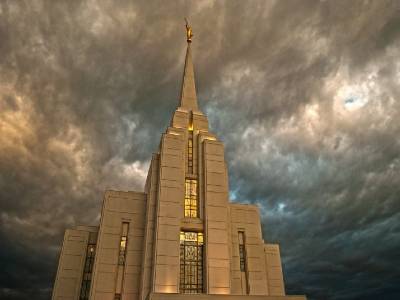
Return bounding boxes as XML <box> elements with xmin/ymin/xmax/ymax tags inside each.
<box><xmin>1</xmin><ymin>1</ymin><xmax>400</xmax><ymax>299</ymax></box>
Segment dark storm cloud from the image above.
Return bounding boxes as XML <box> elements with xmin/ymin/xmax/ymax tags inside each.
<box><xmin>1</xmin><ymin>1</ymin><xmax>400</xmax><ymax>299</ymax></box>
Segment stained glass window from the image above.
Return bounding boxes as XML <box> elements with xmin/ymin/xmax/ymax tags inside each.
<box><xmin>180</xmin><ymin>231</ymin><xmax>203</xmax><ymax>294</ymax></box>
<box><xmin>185</xmin><ymin>179</ymin><xmax>198</xmax><ymax>218</ymax></box>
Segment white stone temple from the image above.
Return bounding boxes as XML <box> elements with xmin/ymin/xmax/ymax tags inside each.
<box><xmin>52</xmin><ymin>23</ymin><xmax>307</xmax><ymax>300</ymax></box>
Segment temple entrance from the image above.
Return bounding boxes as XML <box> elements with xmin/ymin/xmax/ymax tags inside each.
<box><xmin>179</xmin><ymin>231</ymin><xmax>204</xmax><ymax>294</ymax></box>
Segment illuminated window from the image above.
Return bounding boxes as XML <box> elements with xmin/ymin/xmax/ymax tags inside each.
<box><xmin>188</xmin><ymin>131</ymin><xmax>193</xmax><ymax>174</ymax></box>
<box><xmin>118</xmin><ymin>223</ymin><xmax>129</xmax><ymax>265</ymax></box>
<box><xmin>184</xmin><ymin>179</ymin><xmax>198</xmax><ymax>218</ymax></box>
<box><xmin>180</xmin><ymin>231</ymin><xmax>203</xmax><ymax>294</ymax></box>
<box><xmin>80</xmin><ymin>244</ymin><xmax>96</xmax><ymax>300</ymax></box>
<box><xmin>114</xmin><ymin>223</ymin><xmax>129</xmax><ymax>297</ymax></box>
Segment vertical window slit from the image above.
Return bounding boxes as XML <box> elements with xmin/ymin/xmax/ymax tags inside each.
<box><xmin>188</xmin><ymin>132</ymin><xmax>193</xmax><ymax>174</ymax></box>
<box><xmin>79</xmin><ymin>243</ymin><xmax>96</xmax><ymax>300</ymax></box>
<box><xmin>238</xmin><ymin>231</ymin><xmax>249</xmax><ymax>294</ymax></box>
<box><xmin>115</xmin><ymin>222</ymin><xmax>129</xmax><ymax>298</ymax></box>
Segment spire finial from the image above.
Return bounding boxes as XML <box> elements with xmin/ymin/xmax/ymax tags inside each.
<box><xmin>185</xmin><ymin>18</ymin><xmax>193</xmax><ymax>43</ymax></box>
<box><xmin>179</xmin><ymin>18</ymin><xmax>198</xmax><ymax>110</ymax></box>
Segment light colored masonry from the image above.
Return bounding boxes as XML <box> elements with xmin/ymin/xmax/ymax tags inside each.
<box><xmin>52</xmin><ymin>32</ymin><xmax>307</xmax><ymax>300</ymax></box>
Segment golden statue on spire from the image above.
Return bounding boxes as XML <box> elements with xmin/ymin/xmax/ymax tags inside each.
<box><xmin>185</xmin><ymin>18</ymin><xmax>193</xmax><ymax>43</ymax></box>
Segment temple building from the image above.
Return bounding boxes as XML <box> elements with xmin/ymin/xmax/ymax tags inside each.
<box><xmin>52</xmin><ymin>23</ymin><xmax>307</xmax><ymax>300</ymax></box>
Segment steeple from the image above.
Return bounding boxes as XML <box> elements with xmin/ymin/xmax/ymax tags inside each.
<box><xmin>179</xmin><ymin>19</ymin><xmax>198</xmax><ymax>111</ymax></box>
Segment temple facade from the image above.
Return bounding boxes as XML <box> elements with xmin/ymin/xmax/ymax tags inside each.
<box><xmin>52</xmin><ymin>27</ymin><xmax>307</xmax><ymax>300</ymax></box>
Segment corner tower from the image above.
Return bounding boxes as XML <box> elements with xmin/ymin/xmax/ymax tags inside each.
<box><xmin>51</xmin><ymin>21</ymin><xmax>307</xmax><ymax>300</ymax></box>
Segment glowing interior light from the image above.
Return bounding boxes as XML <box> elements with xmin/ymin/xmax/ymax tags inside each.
<box><xmin>184</xmin><ymin>179</ymin><xmax>197</xmax><ymax>218</ymax></box>
<box><xmin>188</xmin><ymin>123</ymin><xmax>193</xmax><ymax>131</ymax></box>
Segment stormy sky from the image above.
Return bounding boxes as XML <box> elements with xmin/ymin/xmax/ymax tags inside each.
<box><xmin>1</xmin><ymin>0</ymin><xmax>400</xmax><ymax>299</ymax></box>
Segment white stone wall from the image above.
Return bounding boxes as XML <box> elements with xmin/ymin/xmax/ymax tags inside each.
<box><xmin>89</xmin><ymin>191</ymin><xmax>146</xmax><ymax>300</ymax></box>
<box><xmin>52</xmin><ymin>226</ymin><xmax>98</xmax><ymax>300</ymax></box>
<box><xmin>152</xmin><ymin>132</ymin><xmax>185</xmax><ymax>293</ymax></box>
<box><xmin>264</xmin><ymin>244</ymin><xmax>285</xmax><ymax>296</ymax></box>
<box><xmin>204</xmin><ymin>140</ymin><xmax>231</xmax><ymax>294</ymax></box>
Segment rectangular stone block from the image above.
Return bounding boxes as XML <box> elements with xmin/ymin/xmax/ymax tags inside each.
<box><xmin>248</xmin><ymin>271</ymin><xmax>263</xmax><ymax>281</ymax></box>
<box><xmin>208</xmin><ymin>258</ymin><xmax>230</xmax><ymax>268</ymax></box>
<box><xmin>208</xmin><ymin>220</ymin><xmax>227</xmax><ymax>230</ymax></box>
<box><xmin>267</xmin><ymin>267</ymin><xmax>284</xmax><ymax>280</ymax></box>
<box><xmin>208</xmin><ymin>287</ymin><xmax>230</xmax><ymax>295</ymax></box>
<box><xmin>98</xmin><ymin>248</ymin><xmax>118</xmax><ymax>264</ymax></box>
<box><xmin>205</xmin><ymin>142</ymin><xmax>224</xmax><ymax>156</ymax></box>
<box><xmin>96</xmin><ymin>272</ymin><xmax>116</xmax><ymax>292</ymax></box>
<box><xmin>208</xmin><ymin>243</ymin><xmax>229</xmax><ymax>259</ymax></box>
<box><xmin>205</xmin><ymin>160</ymin><xmax>225</xmax><ymax>173</ymax></box>
<box><xmin>158</xmin><ymin>216</ymin><xmax>180</xmax><ymax>226</ymax></box>
<box><xmin>64</xmin><ymin>243</ymin><xmax>86</xmax><ymax>256</ymax></box>
<box><xmin>155</xmin><ymin>265</ymin><xmax>179</xmax><ymax>286</ymax></box>
<box><xmin>161</xmin><ymin>154</ymin><xmax>182</xmax><ymax>167</ymax></box>
<box><xmin>159</xmin><ymin>201</ymin><xmax>181</xmax><ymax>218</ymax></box>
<box><xmin>123</xmin><ymin>273</ymin><xmax>140</xmax><ymax>293</ymax></box>
<box><xmin>208</xmin><ymin>206</ymin><xmax>228</xmax><ymax>222</ymax></box>
<box><xmin>247</xmin><ymin>257</ymin><xmax>265</xmax><ymax>272</ymax></box>
<box><xmin>61</xmin><ymin>255</ymin><xmax>82</xmax><ymax>271</ymax></box>
<box><xmin>156</xmin><ymin>255</ymin><xmax>180</xmax><ymax>265</ymax></box>
<box><xmin>207</xmin><ymin>192</ymin><xmax>228</xmax><ymax>206</ymax></box>
<box><xmin>126</xmin><ymin>250</ymin><xmax>142</xmax><ymax>266</ymax></box>
<box><xmin>163</xmin><ymin>135</ymin><xmax>183</xmax><ymax>149</ymax></box>
<box><xmin>99</xmin><ymin>233</ymin><xmax>119</xmax><ymax>250</ymax></box>
<box><xmin>92</xmin><ymin>292</ymin><xmax>114</xmax><ymax>300</ymax></box>
<box><xmin>206</xmin><ymin>172</ymin><xmax>226</xmax><ymax>187</ymax></box>
<box><xmin>246</xmin><ymin>244</ymin><xmax>264</xmax><ymax>259</ymax></box>
<box><xmin>162</xmin><ymin>148</ymin><xmax>182</xmax><ymax>156</ymax></box>
<box><xmin>156</xmin><ymin>239</ymin><xmax>179</xmax><ymax>256</ymax></box>
<box><xmin>57</xmin><ymin>277</ymin><xmax>77</xmax><ymax>297</ymax></box>
<box><xmin>208</xmin><ymin>267</ymin><xmax>230</xmax><ymax>288</ymax></box>
<box><xmin>207</xmin><ymin>228</ymin><xmax>228</xmax><ymax>244</ymax></box>
<box><xmin>205</xmin><ymin>154</ymin><xmax>224</xmax><ymax>162</ymax></box>
<box><xmin>207</xmin><ymin>184</ymin><xmax>227</xmax><ymax>193</ymax></box>
<box><xmin>157</xmin><ymin>224</ymin><xmax>180</xmax><ymax>241</ymax></box>
<box><xmin>160</xmin><ymin>167</ymin><xmax>183</xmax><ymax>181</ymax></box>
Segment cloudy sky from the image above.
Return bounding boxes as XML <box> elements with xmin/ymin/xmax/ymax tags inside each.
<box><xmin>1</xmin><ymin>0</ymin><xmax>400</xmax><ymax>299</ymax></box>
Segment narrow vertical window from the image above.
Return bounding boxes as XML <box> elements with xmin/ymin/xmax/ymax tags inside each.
<box><xmin>184</xmin><ymin>179</ymin><xmax>198</xmax><ymax>218</ymax></box>
<box><xmin>115</xmin><ymin>222</ymin><xmax>129</xmax><ymax>298</ymax></box>
<box><xmin>118</xmin><ymin>235</ymin><xmax>128</xmax><ymax>265</ymax></box>
<box><xmin>188</xmin><ymin>131</ymin><xmax>193</xmax><ymax>174</ymax></box>
<box><xmin>80</xmin><ymin>243</ymin><xmax>96</xmax><ymax>300</ymax></box>
<box><xmin>238</xmin><ymin>232</ymin><xmax>246</xmax><ymax>272</ymax></box>
<box><xmin>180</xmin><ymin>231</ymin><xmax>203</xmax><ymax>293</ymax></box>
<box><xmin>238</xmin><ymin>231</ymin><xmax>249</xmax><ymax>294</ymax></box>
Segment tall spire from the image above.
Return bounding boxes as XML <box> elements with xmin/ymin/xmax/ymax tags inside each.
<box><xmin>179</xmin><ymin>19</ymin><xmax>198</xmax><ymax>110</ymax></box>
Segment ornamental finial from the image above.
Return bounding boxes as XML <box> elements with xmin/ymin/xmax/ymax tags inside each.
<box><xmin>185</xmin><ymin>18</ymin><xmax>193</xmax><ymax>43</ymax></box>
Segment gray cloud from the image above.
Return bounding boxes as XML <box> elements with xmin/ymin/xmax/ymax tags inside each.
<box><xmin>1</xmin><ymin>1</ymin><xmax>400</xmax><ymax>299</ymax></box>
